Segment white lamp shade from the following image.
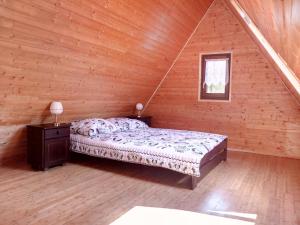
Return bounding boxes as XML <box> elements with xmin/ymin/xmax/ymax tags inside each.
<box><xmin>50</xmin><ymin>101</ymin><xmax>63</xmax><ymax>115</ymax></box>
<box><xmin>136</xmin><ymin>103</ymin><xmax>143</xmax><ymax>111</ymax></box>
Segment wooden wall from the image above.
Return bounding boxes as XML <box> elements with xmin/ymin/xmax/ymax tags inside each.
<box><xmin>145</xmin><ymin>0</ymin><xmax>300</xmax><ymax>158</ymax></box>
<box><xmin>237</xmin><ymin>0</ymin><xmax>300</xmax><ymax>80</ymax></box>
<box><xmin>0</xmin><ymin>0</ymin><xmax>213</xmax><ymax>162</ymax></box>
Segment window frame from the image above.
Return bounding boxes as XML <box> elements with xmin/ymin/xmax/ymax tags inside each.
<box><xmin>199</xmin><ymin>53</ymin><xmax>232</xmax><ymax>101</ymax></box>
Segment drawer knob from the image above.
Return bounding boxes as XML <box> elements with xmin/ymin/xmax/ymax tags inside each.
<box><xmin>56</xmin><ymin>130</ymin><xmax>60</xmax><ymax>135</ymax></box>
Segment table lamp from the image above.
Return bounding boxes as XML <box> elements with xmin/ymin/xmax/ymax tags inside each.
<box><xmin>136</xmin><ymin>103</ymin><xmax>143</xmax><ymax>118</ymax></box>
<box><xmin>50</xmin><ymin>101</ymin><xmax>63</xmax><ymax>126</ymax></box>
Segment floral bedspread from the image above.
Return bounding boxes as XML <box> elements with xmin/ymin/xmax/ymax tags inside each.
<box><xmin>70</xmin><ymin>128</ymin><xmax>227</xmax><ymax>176</ymax></box>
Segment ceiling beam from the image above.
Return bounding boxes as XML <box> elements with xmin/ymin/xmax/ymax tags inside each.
<box><xmin>225</xmin><ymin>0</ymin><xmax>300</xmax><ymax>104</ymax></box>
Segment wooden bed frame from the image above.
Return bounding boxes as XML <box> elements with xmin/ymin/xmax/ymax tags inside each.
<box><xmin>190</xmin><ymin>138</ymin><xmax>227</xmax><ymax>189</ymax></box>
<box><xmin>70</xmin><ymin>138</ymin><xmax>227</xmax><ymax>190</ymax></box>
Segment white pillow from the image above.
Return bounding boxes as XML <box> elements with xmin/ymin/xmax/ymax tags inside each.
<box><xmin>106</xmin><ymin>117</ymin><xmax>148</xmax><ymax>132</ymax></box>
<box><xmin>71</xmin><ymin>118</ymin><xmax>117</xmax><ymax>136</ymax></box>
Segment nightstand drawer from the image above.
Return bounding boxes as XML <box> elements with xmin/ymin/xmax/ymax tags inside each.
<box><xmin>45</xmin><ymin>128</ymin><xmax>70</xmax><ymax>139</ymax></box>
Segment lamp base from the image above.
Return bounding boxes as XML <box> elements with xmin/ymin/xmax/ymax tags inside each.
<box><xmin>137</xmin><ymin>110</ymin><xmax>142</xmax><ymax>118</ymax></box>
<box><xmin>53</xmin><ymin>114</ymin><xmax>60</xmax><ymax>127</ymax></box>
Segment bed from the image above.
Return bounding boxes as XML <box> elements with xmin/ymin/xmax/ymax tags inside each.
<box><xmin>70</xmin><ymin>118</ymin><xmax>227</xmax><ymax>189</ymax></box>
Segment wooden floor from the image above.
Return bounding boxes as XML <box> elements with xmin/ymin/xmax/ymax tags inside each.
<box><xmin>0</xmin><ymin>151</ymin><xmax>299</xmax><ymax>225</ymax></box>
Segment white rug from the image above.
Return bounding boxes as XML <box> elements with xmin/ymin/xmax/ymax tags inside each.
<box><xmin>110</xmin><ymin>206</ymin><xmax>255</xmax><ymax>225</ymax></box>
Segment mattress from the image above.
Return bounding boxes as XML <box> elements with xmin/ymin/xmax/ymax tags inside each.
<box><xmin>70</xmin><ymin>128</ymin><xmax>227</xmax><ymax>176</ymax></box>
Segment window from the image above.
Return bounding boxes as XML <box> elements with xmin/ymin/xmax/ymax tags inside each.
<box><xmin>199</xmin><ymin>53</ymin><xmax>231</xmax><ymax>101</ymax></box>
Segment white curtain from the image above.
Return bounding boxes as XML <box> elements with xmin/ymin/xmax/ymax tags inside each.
<box><xmin>204</xmin><ymin>59</ymin><xmax>228</xmax><ymax>86</ymax></box>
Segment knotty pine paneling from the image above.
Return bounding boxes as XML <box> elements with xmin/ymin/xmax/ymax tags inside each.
<box><xmin>237</xmin><ymin>0</ymin><xmax>300</xmax><ymax>80</ymax></box>
<box><xmin>0</xmin><ymin>0</ymin><xmax>213</xmax><ymax>162</ymax></box>
<box><xmin>145</xmin><ymin>0</ymin><xmax>300</xmax><ymax>158</ymax></box>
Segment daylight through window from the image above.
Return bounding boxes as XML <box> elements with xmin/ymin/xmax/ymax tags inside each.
<box><xmin>200</xmin><ymin>53</ymin><xmax>231</xmax><ymax>100</ymax></box>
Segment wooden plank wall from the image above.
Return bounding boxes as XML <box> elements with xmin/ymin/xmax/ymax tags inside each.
<box><xmin>0</xmin><ymin>0</ymin><xmax>213</xmax><ymax>162</ymax></box>
<box><xmin>237</xmin><ymin>0</ymin><xmax>300</xmax><ymax>80</ymax></box>
<box><xmin>145</xmin><ymin>0</ymin><xmax>300</xmax><ymax>158</ymax></box>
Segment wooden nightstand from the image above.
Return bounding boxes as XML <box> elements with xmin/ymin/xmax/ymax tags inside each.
<box><xmin>127</xmin><ymin>116</ymin><xmax>152</xmax><ymax>127</ymax></box>
<box><xmin>27</xmin><ymin>123</ymin><xmax>70</xmax><ymax>170</ymax></box>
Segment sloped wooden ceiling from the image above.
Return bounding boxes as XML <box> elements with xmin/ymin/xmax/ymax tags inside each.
<box><xmin>145</xmin><ymin>0</ymin><xmax>300</xmax><ymax>158</ymax></box>
<box><xmin>237</xmin><ymin>0</ymin><xmax>300</xmax><ymax>80</ymax></box>
<box><xmin>0</xmin><ymin>0</ymin><xmax>213</xmax><ymax>162</ymax></box>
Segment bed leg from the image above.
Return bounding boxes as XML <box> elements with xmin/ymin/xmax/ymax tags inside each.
<box><xmin>223</xmin><ymin>148</ymin><xmax>227</xmax><ymax>161</ymax></box>
<box><xmin>190</xmin><ymin>176</ymin><xmax>198</xmax><ymax>190</ymax></box>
